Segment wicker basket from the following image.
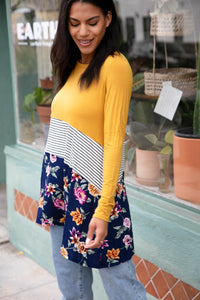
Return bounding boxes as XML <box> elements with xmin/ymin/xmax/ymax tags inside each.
<box><xmin>144</xmin><ymin>68</ymin><xmax>197</xmax><ymax>97</ymax></box>
<box><xmin>150</xmin><ymin>11</ymin><xmax>194</xmax><ymax>37</ymax></box>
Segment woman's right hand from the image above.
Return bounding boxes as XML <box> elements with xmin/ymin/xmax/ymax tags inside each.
<box><xmin>85</xmin><ymin>217</ymin><xmax>108</xmax><ymax>249</ymax></box>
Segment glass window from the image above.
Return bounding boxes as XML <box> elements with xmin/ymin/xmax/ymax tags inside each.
<box><xmin>118</xmin><ymin>0</ymin><xmax>200</xmax><ymax>208</ymax></box>
<box><xmin>10</xmin><ymin>0</ymin><xmax>60</xmax><ymax>150</ymax></box>
<box><xmin>9</xmin><ymin>0</ymin><xmax>200</xmax><ymax>208</ymax></box>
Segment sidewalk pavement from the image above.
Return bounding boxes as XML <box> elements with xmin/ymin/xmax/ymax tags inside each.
<box><xmin>0</xmin><ymin>184</ymin><xmax>62</xmax><ymax>300</ymax></box>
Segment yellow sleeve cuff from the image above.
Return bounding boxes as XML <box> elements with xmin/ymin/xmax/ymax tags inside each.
<box><xmin>93</xmin><ymin>196</ymin><xmax>115</xmax><ymax>222</ymax></box>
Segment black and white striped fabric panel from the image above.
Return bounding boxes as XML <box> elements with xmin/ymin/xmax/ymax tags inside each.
<box><xmin>45</xmin><ymin>117</ymin><xmax>125</xmax><ymax>191</ymax></box>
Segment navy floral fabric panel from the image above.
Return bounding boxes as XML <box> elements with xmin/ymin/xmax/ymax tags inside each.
<box><xmin>36</xmin><ymin>153</ymin><xmax>134</xmax><ymax>268</ymax></box>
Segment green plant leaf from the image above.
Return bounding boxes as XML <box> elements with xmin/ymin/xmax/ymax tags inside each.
<box><xmin>132</xmin><ymin>73</ymin><xmax>144</xmax><ymax>92</ymax></box>
<box><xmin>154</xmin><ymin>140</ymin><xmax>166</xmax><ymax>148</ymax></box>
<box><xmin>133</xmin><ymin>102</ymin><xmax>154</xmax><ymax>124</ymax></box>
<box><xmin>144</xmin><ymin>134</ymin><xmax>158</xmax><ymax>145</ymax></box>
<box><xmin>34</xmin><ymin>87</ymin><xmax>43</xmax><ymax>105</ymax></box>
<box><xmin>160</xmin><ymin>145</ymin><xmax>172</xmax><ymax>155</ymax></box>
<box><xmin>23</xmin><ymin>93</ymin><xmax>35</xmax><ymax>112</ymax></box>
<box><xmin>164</xmin><ymin>130</ymin><xmax>174</xmax><ymax>144</ymax></box>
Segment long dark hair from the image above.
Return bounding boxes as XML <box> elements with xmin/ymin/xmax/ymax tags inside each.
<box><xmin>51</xmin><ymin>0</ymin><xmax>121</xmax><ymax>90</ymax></box>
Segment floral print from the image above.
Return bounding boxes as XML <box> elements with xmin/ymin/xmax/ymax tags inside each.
<box><xmin>39</xmin><ymin>197</ymin><xmax>44</xmax><ymax>208</ymax></box>
<box><xmin>72</xmin><ymin>171</ymin><xmax>82</xmax><ymax>182</ymax></box>
<box><xmin>123</xmin><ymin>235</ymin><xmax>132</xmax><ymax>246</ymax></box>
<box><xmin>70</xmin><ymin>208</ymin><xmax>84</xmax><ymax>225</ymax></box>
<box><xmin>88</xmin><ymin>183</ymin><xmax>101</xmax><ymax>197</ymax></box>
<box><xmin>46</xmin><ymin>165</ymin><xmax>50</xmax><ymax>176</ymax></box>
<box><xmin>59</xmin><ymin>215</ymin><xmax>65</xmax><ymax>224</ymax></box>
<box><xmin>45</xmin><ymin>184</ymin><xmax>55</xmax><ymax>197</ymax></box>
<box><xmin>36</xmin><ymin>152</ymin><xmax>134</xmax><ymax>268</ymax></box>
<box><xmin>124</xmin><ymin>217</ymin><xmax>131</xmax><ymax>228</ymax></box>
<box><xmin>60</xmin><ymin>246</ymin><xmax>68</xmax><ymax>259</ymax></box>
<box><xmin>110</xmin><ymin>202</ymin><xmax>122</xmax><ymax>220</ymax></box>
<box><xmin>100</xmin><ymin>240</ymin><xmax>109</xmax><ymax>249</ymax></box>
<box><xmin>116</xmin><ymin>183</ymin><xmax>125</xmax><ymax>196</ymax></box>
<box><xmin>77</xmin><ymin>242</ymin><xmax>88</xmax><ymax>256</ymax></box>
<box><xmin>54</xmin><ymin>198</ymin><xmax>65</xmax><ymax>210</ymax></box>
<box><xmin>70</xmin><ymin>227</ymin><xmax>82</xmax><ymax>245</ymax></box>
<box><xmin>42</xmin><ymin>218</ymin><xmax>53</xmax><ymax>226</ymax></box>
<box><xmin>106</xmin><ymin>248</ymin><xmax>120</xmax><ymax>261</ymax></box>
<box><xmin>50</xmin><ymin>154</ymin><xmax>57</xmax><ymax>163</ymax></box>
<box><xmin>64</xmin><ymin>178</ymin><xmax>69</xmax><ymax>190</ymax></box>
<box><xmin>74</xmin><ymin>187</ymin><xmax>87</xmax><ymax>205</ymax></box>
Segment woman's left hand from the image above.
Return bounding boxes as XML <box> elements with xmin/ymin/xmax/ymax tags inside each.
<box><xmin>85</xmin><ymin>217</ymin><xmax>108</xmax><ymax>249</ymax></box>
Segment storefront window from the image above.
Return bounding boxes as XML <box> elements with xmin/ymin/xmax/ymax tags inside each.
<box><xmin>119</xmin><ymin>0</ymin><xmax>200</xmax><ymax>208</ymax></box>
<box><xmin>10</xmin><ymin>0</ymin><xmax>60</xmax><ymax>150</ymax></box>
<box><xmin>10</xmin><ymin>0</ymin><xmax>200</xmax><ymax>208</ymax></box>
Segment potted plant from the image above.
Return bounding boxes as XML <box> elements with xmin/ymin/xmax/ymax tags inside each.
<box><xmin>127</xmin><ymin>99</ymin><xmax>176</xmax><ymax>187</ymax></box>
<box><xmin>173</xmin><ymin>38</ymin><xmax>200</xmax><ymax>205</ymax></box>
<box><xmin>23</xmin><ymin>87</ymin><xmax>53</xmax><ymax>143</ymax></box>
<box><xmin>130</xmin><ymin>119</ymin><xmax>174</xmax><ymax>187</ymax></box>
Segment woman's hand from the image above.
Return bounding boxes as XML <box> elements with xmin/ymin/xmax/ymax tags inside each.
<box><xmin>85</xmin><ymin>217</ymin><xmax>108</xmax><ymax>249</ymax></box>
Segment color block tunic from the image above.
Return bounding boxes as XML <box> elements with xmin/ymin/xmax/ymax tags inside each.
<box><xmin>36</xmin><ymin>53</ymin><xmax>135</xmax><ymax>268</ymax></box>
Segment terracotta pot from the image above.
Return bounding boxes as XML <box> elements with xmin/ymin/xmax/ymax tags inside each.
<box><xmin>36</xmin><ymin>105</ymin><xmax>51</xmax><ymax>124</ymax></box>
<box><xmin>173</xmin><ymin>128</ymin><xmax>200</xmax><ymax>205</ymax></box>
<box><xmin>40</xmin><ymin>77</ymin><xmax>54</xmax><ymax>90</ymax></box>
<box><xmin>135</xmin><ymin>148</ymin><xmax>160</xmax><ymax>186</ymax></box>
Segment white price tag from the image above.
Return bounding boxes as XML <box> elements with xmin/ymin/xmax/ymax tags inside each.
<box><xmin>154</xmin><ymin>85</ymin><xmax>183</xmax><ymax>120</ymax></box>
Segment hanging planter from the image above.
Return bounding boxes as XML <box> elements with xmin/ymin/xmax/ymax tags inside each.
<box><xmin>144</xmin><ymin>13</ymin><xmax>197</xmax><ymax>97</ymax></box>
<box><xmin>150</xmin><ymin>10</ymin><xmax>194</xmax><ymax>37</ymax></box>
<box><xmin>145</xmin><ymin>6</ymin><xmax>197</xmax><ymax>98</ymax></box>
<box><xmin>144</xmin><ymin>68</ymin><xmax>197</xmax><ymax>97</ymax></box>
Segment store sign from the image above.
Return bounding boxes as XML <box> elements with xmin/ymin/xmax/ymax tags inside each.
<box><xmin>16</xmin><ymin>21</ymin><xmax>58</xmax><ymax>47</ymax></box>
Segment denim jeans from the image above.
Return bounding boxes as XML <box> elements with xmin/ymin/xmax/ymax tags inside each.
<box><xmin>50</xmin><ymin>226</ymin><xmax>147</xmax><ymax>300</ymax></box>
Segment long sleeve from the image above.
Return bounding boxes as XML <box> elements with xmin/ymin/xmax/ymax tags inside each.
<box><xmin>93</xmin><ymin>55</ymin><xmax>133</xmax><ymax>222</ymax></box>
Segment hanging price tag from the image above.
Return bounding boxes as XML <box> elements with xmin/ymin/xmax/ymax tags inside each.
<box><xmin>154</xmin><ymin>84</ymin><xmax>183</xmax><ymax>120</ymax></box>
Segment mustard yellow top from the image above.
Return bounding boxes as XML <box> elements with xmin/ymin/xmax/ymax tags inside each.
<box><xmin>51</xmin><ymin>53</ymin><xmax>133</xmax><ymax>222</ymax></box>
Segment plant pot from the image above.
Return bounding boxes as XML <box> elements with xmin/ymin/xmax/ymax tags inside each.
<box><xmin>40</xmin><ymin>77</ymin><xmax>54</xmax><ymax>90</ymax></box>
<box><xmin>36</xmin><ymin>105</ymin><xmax>51</xmax><ymax>124</ymax></box>
<box><xmin>150</xmin><ymin>10</ymin><xmax>194</xmax><ymax>37</ymax></box>
<box><xmin>173</xmin><ymin>128</ymin><xmax>200</xmax><ymax>205</ymax></box>
<box><xmin>135</xmin><ymin>148</ymin><xmax>160</xmax><ymax>186</ymax></box>
<box><xmin>144</xmin><ymin>68</ymin><xmax>197</xmax><ymax>97</ymax></box>
<box><xmin>37</xmin><ymin>105</ymin><xmax>51</xmax><ymax>143</ymax></box>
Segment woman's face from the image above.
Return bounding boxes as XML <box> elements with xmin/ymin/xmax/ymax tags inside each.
<box><xmin>68</xmin><ymin>2</ymin><xmax>112</xmax><ymax>64</ymax></box>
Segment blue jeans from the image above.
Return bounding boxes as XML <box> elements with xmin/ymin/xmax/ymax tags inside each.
<box><xmin>50</xmin><ymin>226</ymin><xmax>147</xmax><ymax>300</ymax></box>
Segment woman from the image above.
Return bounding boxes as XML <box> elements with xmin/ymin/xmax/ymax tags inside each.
<box><xmin>36</xmin><ymin>0</ymin><xmax>147</xmax><ymax>299</ymax></box>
